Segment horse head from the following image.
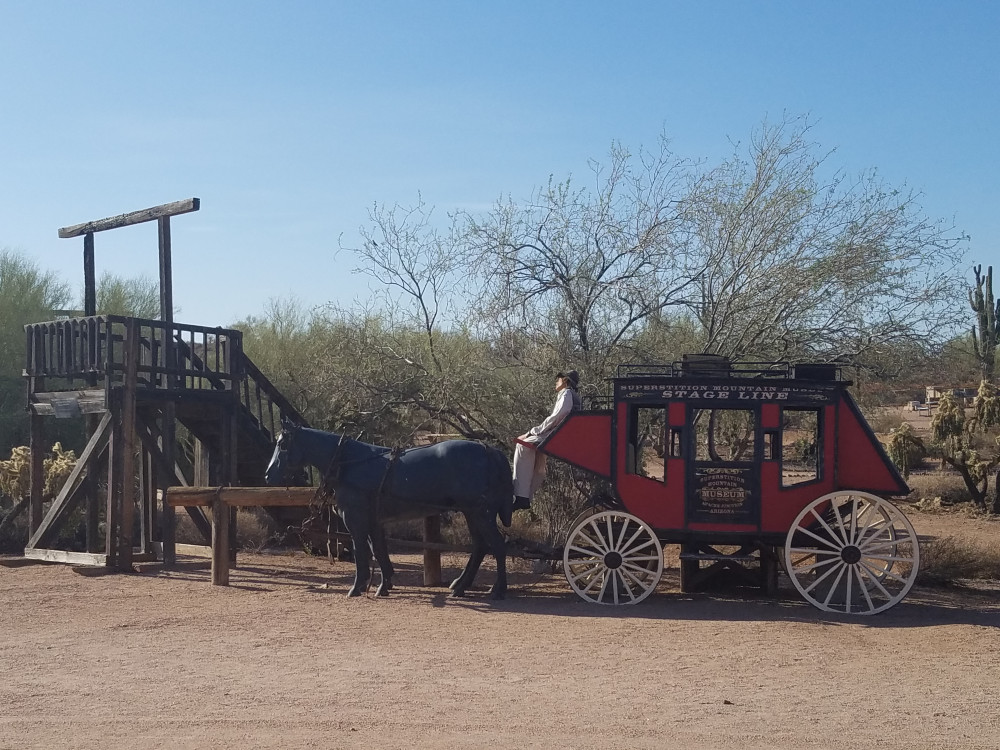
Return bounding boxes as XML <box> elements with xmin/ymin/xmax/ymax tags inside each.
<box><xmin>265</xmin><ymin>418</ymin><xmax>303</xmax><ymax>486</ymax></box>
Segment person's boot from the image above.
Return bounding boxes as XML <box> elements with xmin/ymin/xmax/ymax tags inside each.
<box><xmin>499</xmin><ymin>495</ymin><xmax>513</xmax><ymax>527</ymax></box>
<box><xmin>512</xmin><ymin>495</ymin><xmax>531</xmax><ymax>511</ymax></box>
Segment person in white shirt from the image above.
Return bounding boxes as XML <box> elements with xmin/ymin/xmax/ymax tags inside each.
<box><xmin>510</xmin><ymin>370</ymin><xmax>581</xmax><ymax>514</ymax></box>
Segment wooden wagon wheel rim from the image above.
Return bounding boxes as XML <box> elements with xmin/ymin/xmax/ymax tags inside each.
<box><xmin>563</xmin><ymin>510</ymin><xmax>664</xmax><ymax>605</ymax></box>
<box><xmin>784</xmin><ymin>491</ymin><xmax>919</xmax><ymax>615</ymax></box>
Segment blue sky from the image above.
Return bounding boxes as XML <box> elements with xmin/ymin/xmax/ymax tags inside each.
<box><xmin>1</xmin><ymin>1</ymin><xmax>997</xmax><ymax>327</ymax></box>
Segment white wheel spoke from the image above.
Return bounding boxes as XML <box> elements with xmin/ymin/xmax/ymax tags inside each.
<box><xmin>860</xmin><ymin>536</ymin><xmax>912</xmax><ymax>554</ymax></box>
<box><xmin>789</xmin><ymin>546</ymin><xmax>839</xmax><ymax>556</ymax></box>
<box><xmin>803</xmin><ymin>559</ymin><xmax>843</xmax><ymax>594</ymax></box>
<box><xmin>582</xmin><ymin>570</ymin><xmax>606</xmax><ymax>595</ymax></box>
<box><xmin>620</xmin><ymin>565</ymin><xmax>653</xmax><ymax>589</ymax></box>
<box><xmin>857</xmin><ymin>562</ymin><xmax>894</xmax><ymax>600</ymax></box>
<box><xmin>620</xmin><ymin>523</ymin><xmax>645</xmax><ymax>552</ymax></box>
<box><xmin>584</xmin><ymin>523</ymin><xmax>610</xmax><ymax>554</ymax></box>
<box><xmin>621</xmin><ymin>538</ymin><xmax>658</xmax><ymax>556</ymax></box>
<box><xmin>855</xmin><ymin>566</ymin><xmax>876</xmax><ymax>612</ymax></box>
<box><xmin>620</xmin><ymin>554</ymin><xmax>662</xmax><ymax>563</ymax></box>
<box><xmin>567</xmin><ymin>562</ymin><xmax>602</xmax><ymax>585</ymax></box>
<box><xmin>809</xmin><ymin>508</ymin><xmax>846</xmax><ymax>547</ymax></box>
<box><xmin>863</xmin><ymin>564</ymin><xmax>910</xmax><ymax>585</ymax></box>
<box><xmin>829</xmin><ymin>500</ymin><xmax>850</xmax><ymax>545</ymax></box>
<box><xmin>822</xmin><ymin>565</ymin><xmax>847</xmax><ymax>607</ymax></box>
<box><xmin>862</xmin><ymin>553</ymin><xmax>914</xmax><ymax>564</ymax></box>
<box><xmin>796</xmin><ymin>524</ymin><xmax>843</xmax><ymax>551</ymax></box>
<box><xmin>844</xmin><ymin>563</ymin><xmax>854</xmax><ymax>613</ymax></box>
<box><xmin>848</xmin><ymin>496</ymin><xmax>859</xmax><ymax>544</ymax></box>
<box><xmin>856</xmin><ymin>524</ymin><xmax>894</xmax><ymax>550</ymax></box>
<box><xmin>598</xmin><ymin>569</ymin><xmax>611</xmax><ymax>601</ymax></box>
<box><xmin>790</xmin><ymin>555</ymin><xmax>839</xmax><ymax>575</ymax></box>
<box><xmin>610</xmin><ymin>570</ymin><xmax>621</xmax><ymax>604</ymax></box>
<box><xmin>567</xmin><ymin>545</ymin><xmax>602</xmax><ymax>559</ymax></box>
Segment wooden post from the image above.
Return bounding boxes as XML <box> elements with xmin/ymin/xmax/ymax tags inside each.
<box><xmin>83</xmin><ymin>232</ymin><xmax>96</xmax><ymax>317</ymax></box>
<box><xmin>423</xmin><ymin>515</ymin><xmax>443</xmax><ymax>586</ymax></box>
<box><xmin>211</xmin><ymin>491</ymin><xmax>230</xmax><ymax>585</ymax></box>
<box><xmin>116</xmin><ymin>320</ymin><xmax>139</xmax><ymax>570</ymax></box>
<box><xmin>159</xmin><ymin>403</ymin><xmax>177</xmax><ymax>566</ymax></box>
<box><xmin>84</xmin><ymin>414</ymin><xmax>100</xmax><ymax>552</ymax></box>
<box><xmin>28</xmin><ymin>412</ymin><xmax>45</xmax><ymax>537</ymax></box>
<box><xmin>105</xmin><ymin>390</ymin><xmax>122</xmax><ymax>567</ymax></box>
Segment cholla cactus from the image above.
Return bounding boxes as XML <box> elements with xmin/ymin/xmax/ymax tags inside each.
<box><xmin>886</xmin><ymin>422</ymin><xmax>925</xmax><ymax>479</ymax></box>
<box><xmin>972</xmin><ymin>379</ymin><xmax>1000</xmax><ymax>431</ymax></box>
<box><xmin>931</xmin><ymin>390</ymin><xmax>966</xmax><ymax>446</ymax></box>
<box><xmin>0</xmin><ymin>443</ymin><xmax>77</xmax><ymax>503</ymax></box>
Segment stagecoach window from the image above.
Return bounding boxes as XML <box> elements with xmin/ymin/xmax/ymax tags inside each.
<box><xmin>627</xmin><ymin>407</ymin><xmax>665</xmax><ymax>483</ymax></box>
<box><xmin>781</xmin><ymin>409</ymin><xmax>820</xmax><ymax>486</ymax></box>
<box><xmin>692</xmin><ymin>408</ymin><xmax>756</xmax><ymax>463</ymax></box>
<box><xmin>763</xmin><ymin>431</ymin><xmax>778</xmax><ymax>460</ymax></box>
<box><xmin>669</xmin><ymin>428</ymin><xmax>684</xmax><ymax>458</ymax></box>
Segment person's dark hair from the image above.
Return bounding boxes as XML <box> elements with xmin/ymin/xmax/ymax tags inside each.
<box><xmin>557</xmin><ymin>369</ymin><xmax>580</xmax><ymax>389</ymax></box>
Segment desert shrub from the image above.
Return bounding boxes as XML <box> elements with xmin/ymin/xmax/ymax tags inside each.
<box><xmin>905</xmin><ymin>471</ymin><xmax>973</xmax><ymax>506</ymax></box>
<box><xmin>918</xmin><ymin>535</ymin><xmax>1000</xmax><ymax>584</ymax></box>
<box><xmin>866</xmin><ymin>407</ymin><xmax>908</xmax><ymax>434</ymax></box>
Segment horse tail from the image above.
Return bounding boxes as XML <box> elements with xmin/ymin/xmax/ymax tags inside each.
<box><xmin>487</xmin><ymin>445</ymin><xmax>514</xmax><ymax>515</ymax></box>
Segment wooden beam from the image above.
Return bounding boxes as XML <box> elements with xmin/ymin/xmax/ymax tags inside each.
<box><xmin>83</xmin><ymin>232</ymin><xmax>95</xmax><ymax>316</ymax></box>
<box><xmin>166</xmin><ymin>486</ymin><xmax>316</xmax><ymax>507</ymax></box>
<box><xmin>211</xmin><ymin>493</ymin><xmax>230</xmax><ymax>585</ymax></box>
<box><xmin>27</xmin><ymin>412</ymin><xmax>112</xmax><ymax>549</ymax></box>
<box><xmin>58</xmin><ymin>198</ymin><xmax>200</xmax><ymax>238</ymax></box>
<box><xmin>117</xmin><ymin>320</ymin><xmax>139</xmax><ymax>570</ymax></box>
<box><xmin>23</xmin><ymin>548</ymin><xmax>108</xmax><ymax>566</ymax></box>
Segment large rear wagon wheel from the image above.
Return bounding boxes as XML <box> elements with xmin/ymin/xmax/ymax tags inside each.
<box><xmin>784</xmin><ymin>491</ymin><xmax>919</xmax><ymax>615</ymax></box>
<box><xmin>563</xmin><ymin>511</ymin><xmax>664</xmax><ymax>605</ymax></box>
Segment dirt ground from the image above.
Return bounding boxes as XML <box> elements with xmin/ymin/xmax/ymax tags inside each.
<box><xmin>1</xmin><ymin>509</ymin><xmax>998</xmax><ymax>750</ymax></box>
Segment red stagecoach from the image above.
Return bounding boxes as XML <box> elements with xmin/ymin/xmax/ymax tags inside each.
<box><xmin>539</xmin><ymin>355</ymin><xmax>918</xmax><ymax>615</ymax></box>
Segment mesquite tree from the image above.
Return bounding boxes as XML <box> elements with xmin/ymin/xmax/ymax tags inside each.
<box><xmin>969</xmin><ymin>264</ymin><xmax>1000</xmax><ymax>382</ymax></box>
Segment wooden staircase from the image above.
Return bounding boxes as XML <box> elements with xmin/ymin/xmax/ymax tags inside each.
<box><xmin>21</xmin><ymin>315</ymin><xmax>311</xmax><ymax>567</ymax></box>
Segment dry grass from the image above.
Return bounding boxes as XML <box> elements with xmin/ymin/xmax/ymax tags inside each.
<box><xmin>905</xmin><ymin>470</ymin><xmax>974</xmax><ymax>506</ymax></box>
<box><xmin>918</xmin><ymin>535</ymin><xmax>1000</xmax><ymax>584</ymax></box>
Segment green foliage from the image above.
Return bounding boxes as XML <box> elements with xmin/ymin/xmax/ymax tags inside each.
<box><xmin>931</xmin><ymin>390</ymin><xmax>966</xmax><ymax>445</ymax></box>
<box><xmin>0</xmin><ymin>250</ymin><xmax>71</xmax><ymax>377</ymax></box>
<box><xmin>94</xmin><ymin>272</ymin><xmax>159</xmax><ymax>318</ymax></box>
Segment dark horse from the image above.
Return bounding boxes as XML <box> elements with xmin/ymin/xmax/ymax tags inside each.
<box><xmin>265</xmin><ymin>422</ymin><xmax>510</xmax><ymax>599</ymax></box>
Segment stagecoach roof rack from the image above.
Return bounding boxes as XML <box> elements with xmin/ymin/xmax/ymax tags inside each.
<box><xmin>615</xmin><ymin>355</ymin><xmax>842</xmax><ymax>382</ymax></box>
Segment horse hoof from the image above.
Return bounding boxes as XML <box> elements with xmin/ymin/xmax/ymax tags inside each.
<box><xmin>376</xmin><ymin>585</ymin><xmax>391</xmax><ymax>597</ymax></box>
<box><xmin>491</xmin><ymin>590</ymin><xmax>506</xmax><ymax>601</ymax></box>
<box><xmin>450</xmin><ymin>588</ymin><xmax>466</xmax><ymax>598</ymax></box>
<box><xmin>347</xmin><ymin>588</ymin><xmax>363</xmax><ymax>597</ymax></box>
<box><xmin>448</xmin><ymin>577</ymin><xmax>461</xmax><ymax>591</ymax></box>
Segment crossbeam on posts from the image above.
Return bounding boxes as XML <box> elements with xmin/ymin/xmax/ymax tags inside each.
<box><xmin>58</xmin><ymin>198</ymin><xmax>200</xmax><ymax>238</ymax></box>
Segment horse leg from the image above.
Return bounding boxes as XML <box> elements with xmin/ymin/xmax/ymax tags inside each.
<box><xmin>462</xmin><ymin>509</ymin><xmax>508</xmax><ymax>600</ymax></box>
<box><xmin>449</xmin><ymin>531</ymin><xmax>486</xmax><ymax>597</ymax></box>
<box><xmin>340</xmin><ymin>504</ymin><xmax>372</xmax><ymax>597</ymax></box>
<box><xmin>370</xmin><ymin>524</ymin><xmax>394</xmax><ymax>596</ymax></box>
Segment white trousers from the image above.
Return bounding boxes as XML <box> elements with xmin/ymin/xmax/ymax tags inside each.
<box><xmin>513</xmin><ymin>442</ymin><xmax>547</xmax><ymax>500</ymax></box>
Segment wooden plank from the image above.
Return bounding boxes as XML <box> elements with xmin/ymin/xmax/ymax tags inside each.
<box><xmin>29</xmin><ymin>412</ymin><xmax>113</xmax><ymax>549</ymax></box>
<box><xmin>166</xmin><ymin>486</ymin><xmax>317</xmax><ymax>507</ymax></box>
<box><xmin>24</xmin><ymin>548</ymin><xmax>108</xmax><ymax>566</ymax></box>
<box><xmin>30</xmin><ymin>389</ymin><xmax>106</xmax><ymax>416</ymax></box>
<box><xmin>58</xmin><ymin>198</ymin><xmax>200</xmax><ymax>238</ymax></box>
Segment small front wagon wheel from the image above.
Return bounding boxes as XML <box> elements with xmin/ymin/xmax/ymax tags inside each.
<box><xmin>784</xmin><ymin>491</ymin><xmax>919</xmax><ymax>615</ymax></box>
<box><xmin>563</xmin><ymin>511</ymin><xmax>663</xmax><ymax>605</ymax></box>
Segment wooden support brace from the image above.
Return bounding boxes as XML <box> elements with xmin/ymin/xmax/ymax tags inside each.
<box><xmin>27</xmin><ymin>412</ymin><xmax>112</xmax><ymax>550</ymax></box>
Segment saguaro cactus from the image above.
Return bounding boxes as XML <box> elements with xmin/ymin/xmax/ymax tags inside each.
<box><xmin>969</xmin><ymin>264</ymin><xmax>1000</xmax><ymax>382</ymax></box>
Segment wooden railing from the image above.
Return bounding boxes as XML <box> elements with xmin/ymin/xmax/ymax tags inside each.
<box><xmin>25</xmin><ymin>314</ymin><xmax>307</xmax><ymax>440</ymax></box>
<box><xmin>25</xmin><ymin>315</ymin><xmax>242</xmax><ymax>392</ymax></box>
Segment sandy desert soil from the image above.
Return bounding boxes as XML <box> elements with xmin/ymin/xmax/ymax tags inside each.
<box><xmin>1</xmin><ymin>508</ymin><xmax>998</xmax><ymax>750</ymax></box>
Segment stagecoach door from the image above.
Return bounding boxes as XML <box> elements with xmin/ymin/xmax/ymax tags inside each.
<box><xmin>685</xmin><ymin>406</ymin><xmax>761</xmax><ymax>528</ymax></box>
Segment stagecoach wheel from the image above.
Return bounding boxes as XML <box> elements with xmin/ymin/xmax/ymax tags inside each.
<box><xmin>784</xmin><ymin>491</ymin><xmax>919</xmax><ymax>615</ymax></box>
<box><xmin>563</xmin><ymin>511</ymin><xmax>664</xmax><ymax>606</ymax></box>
